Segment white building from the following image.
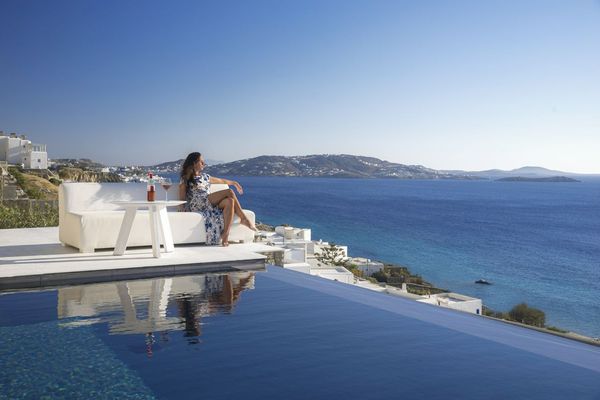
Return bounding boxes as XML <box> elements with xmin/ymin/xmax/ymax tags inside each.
<box><xmin>275</xmin><ymin>226</ymin><xmax>312</xmax><ymax>241</ymax></box>
<box><xmin>0</xmin><ymin>132</ymin><xmax>48</xmax><ymax>169</ymax></box>
<box><xmin>418</xmin><ymin>292</ymin><xmax>483</xmax><ymax>315</ymax></box>
<box><xmin>349</xmin><ymin>257</ymin><xmax>385</xmax><ymax>277</ymax></box>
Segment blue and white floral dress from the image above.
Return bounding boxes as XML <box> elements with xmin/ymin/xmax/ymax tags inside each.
<box><xmin>183</xmin><ymin>173</ymin><xmax>224</xmax><ymax>245</ymax></box>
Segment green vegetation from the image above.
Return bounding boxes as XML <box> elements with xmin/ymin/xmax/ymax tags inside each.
<box><xmin>483</xmin><ymin>303</ymin><xmax>551</xmax><ymax>331</ymax></box>
<box><xmin>547</xmin><ymin>326</ymin><xmax>569</xmax><ymax>334</ymax></box>
<box><xmin>315</xmin><ymin>243</ymin><xmax>347</xmax><ymax>266</ymax></box>
<box><xmin>0</xmin><ymin>204</ymin><xmax>58</xmax><ymax>229</ymax></box>
<box><xmin>8</xmin><ymin>167</ymin><xmax>58</xmax><ymax>200</ymax></box>
<box><xmin>57</xmin><ymin>167</ymin><xmax>122</xmax><ymax>183</ymax></box>
<box><xmin>341</xmin><ymin>263</ymin><xmax>366</xmax><ymax>279</ymax></box>
<box><xmin>509</xmin><ymin>303</ymin><xmax>546</xmax><ymax>327</ymax></box>
<box><xmin>371</xmin><ymin>265</ymin><xmax>426</xmax><ymax>285</ymax></box>
<box><xmin>368</xmin><ymin>265</ymin><xmax>444</xmax><ymax>295</ymax></box>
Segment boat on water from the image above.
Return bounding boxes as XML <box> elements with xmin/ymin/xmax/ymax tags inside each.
<box><xmin>475</xmin><ymin>279</ymin><xmax>491</xmax><ymax>285</ymax></box>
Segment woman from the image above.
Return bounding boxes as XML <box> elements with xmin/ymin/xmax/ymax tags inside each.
<box><xmin>179</xmin><ymin>152</ymin><xmax>256</xmax><ymax>246</ymax></box>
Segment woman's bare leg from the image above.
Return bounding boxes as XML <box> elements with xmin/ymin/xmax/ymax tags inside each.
<box><xmin>218</xmin><ymin>197</ymin><xmax>234</xmax><ymax>246</ymax></box>
<box><xmin>209</xmin><ymin>189</ymin><xmax>256</xmax><ymax>231</ymax></box>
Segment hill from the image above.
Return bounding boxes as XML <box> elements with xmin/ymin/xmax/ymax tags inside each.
<box><xmin>443</xmin><ymin>166</ymin><xmax>599</xmax><ymax>180</ymax></box>
<box><xmin>202</xmin><ymin>154</ymin><xmax>478</xmax><ymax>179</ymax></box>
<box><xmin>145</xmin><ymin>158</ymin><xmax>224</xmax><ymax>174</ymax></box>
<box><xmin>50</xmin><ymin>158</ymin><xmax>106</xmax><ymax>170</ymax></box>
<box><xmin>496</xmin><ymin>176</ymin><xmax>580</xmax><ymax>183</ymax></box>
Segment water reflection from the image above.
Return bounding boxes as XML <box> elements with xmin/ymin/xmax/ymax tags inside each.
<box><xmin>57</xmin><ymin>271</ymin><xmax>255</xmax><ymax>339</ymax></box>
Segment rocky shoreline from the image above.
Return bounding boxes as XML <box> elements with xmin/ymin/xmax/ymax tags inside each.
<box><xmin>257</xmin><ymin>221</ymin><xmax>600</xmax><ymax>346</ymax></box>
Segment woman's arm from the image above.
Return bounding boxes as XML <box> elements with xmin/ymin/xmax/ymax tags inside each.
<box><xmin>209</xmin><ymin>176</ymin><xmax>244</xmax><ymax>194</ymax></box>
<box><xmin>178</xmin><ymin>183</ymin><xmax>186</xmax><ymax>211</ymax></box>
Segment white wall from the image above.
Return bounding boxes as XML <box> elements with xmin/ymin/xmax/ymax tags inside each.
<box><xmin>310</xmin><ymin>268</ymin><xmax>354</xmax><ymax>284</ymax></box>
<box><xmin>0</xmin><ymin>137</ymin><xmax>48</xmax><ymax>168</ymax></box>
<box><xmin>0</xmin><ymin>137</ymin><xmax>27</xmax><ymax>164</ymax></box>
<box><xmin>275</xmin><ymin>226</ymin><xmax>312</xmax><ymax>241</ymax></box>
<box><xmin>25</xmin><ymin>150</ymin><xmax>48</xmax><ymax>169</ymax></box>
<box><xmin>283</xmin><ymin>263</ymin><xmax>311</xmax><ymax>274</ymax></box>
<box><xmin>284</xmin><ymin>247</ymin><xmax>307</xmax><ymax>263</ymax></box>
<box><xmin>418</xmin><ymin>294</ymin><xmax>483</xmax><ymax>315</ymax></box>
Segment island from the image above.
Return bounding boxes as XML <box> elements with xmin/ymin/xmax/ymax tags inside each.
<box><xmin>496</xmin><ymin>176</ymin><xmax>580</xmax><ymax>183</ymax></box>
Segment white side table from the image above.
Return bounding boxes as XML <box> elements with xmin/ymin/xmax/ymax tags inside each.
<box><xmin>112</xmin><ymin>201</ymin><xmax>186</xmax><ymax>258</ymax></box>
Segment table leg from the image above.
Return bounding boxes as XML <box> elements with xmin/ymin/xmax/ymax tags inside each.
<box><xmin>113</xmin><ymin>207</ymin><xmax>137</xmax><ymax>256</ymax></box>
<box><xmin>158</xmin><ymin>206</ymin><xmax>175</xmax><ymax>252</ymax></box>
<box><xmin>149</xmin><ymin>206</ymin><xmax>161</xmax><ymax>258</ymax></box>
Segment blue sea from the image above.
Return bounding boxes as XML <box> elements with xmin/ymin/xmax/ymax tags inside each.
<box><xmin>211</xmin><ymin>176</ymin><xmax>600</xmax><ymax>338</ymax></box>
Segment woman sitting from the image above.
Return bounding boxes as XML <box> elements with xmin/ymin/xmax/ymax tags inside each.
<box><xmin>179</xmin><ymin>152</ymin><xmax>256</xmax><ymax>246</ymax></box>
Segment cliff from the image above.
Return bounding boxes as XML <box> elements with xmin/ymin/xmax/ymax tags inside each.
<box><xmin>57</xmin><ymin>167</ymin><xmax>122</xmax><ymax>183</ymax></box>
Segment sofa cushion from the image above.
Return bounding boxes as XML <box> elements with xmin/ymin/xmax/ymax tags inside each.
<box><xmin>62</xmin><ymin>182</ymin><xmax>147</xmax><ymax>212</ymax></box>
<box><xmin>68</xmin><ymin>210</ymin><xmax>208</xmax><ymax>248</ymax></box>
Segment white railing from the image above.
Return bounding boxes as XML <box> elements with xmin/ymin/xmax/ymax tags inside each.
<box><xmin>30</xmin><ymin>144</ymin><xmax>46</xmax><ymax>152</ymax></box>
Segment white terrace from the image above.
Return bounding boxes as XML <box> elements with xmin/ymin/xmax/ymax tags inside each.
<box><xmin>0</xmin><ymin>182</ymin><xmax>283</xmax><ymax>290</ymax></box>
<box><xmin>0</xmin><ymin>227</ymin><xmax>276</xmax><ymax>290</ymax></box>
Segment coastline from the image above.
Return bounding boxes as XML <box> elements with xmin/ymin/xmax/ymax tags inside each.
<box><xmin>257</xmin><ymin>221</ymin><xmax>600</xmax><ymax>347</ymax></box>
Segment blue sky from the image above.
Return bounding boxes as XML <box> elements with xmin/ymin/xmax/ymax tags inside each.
<box><xmin>1</xmin><ymin>0</ymin><xmax>599</xmax><ymax>172</ymax></box>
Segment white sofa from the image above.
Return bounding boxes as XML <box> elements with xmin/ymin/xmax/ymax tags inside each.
<box><xmin>59</xmin><ymin>182</ymin><xmax>256</xmax><ymax>253</ymax></box>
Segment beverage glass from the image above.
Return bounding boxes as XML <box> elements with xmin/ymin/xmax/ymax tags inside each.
<box><xmin>161</xmin><ymin>178</ymin><xmax>172</xmax><ymax>202</ymax></box>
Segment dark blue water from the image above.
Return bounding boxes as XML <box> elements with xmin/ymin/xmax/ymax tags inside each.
<box><xmin>225</xmin><ymin>176</ymin><xmax>600</xmax><ymax>337</ymax></box>
<box><xmin>1</xmin><ymin>269</ymin><xmax>599</xmax><ymax>399</ymax></box>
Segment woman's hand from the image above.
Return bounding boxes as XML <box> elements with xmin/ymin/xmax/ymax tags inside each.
<box><xmin>232</xmin><ymin>181</ymin><xmax>244</xmax><ymax>195</ymax></box>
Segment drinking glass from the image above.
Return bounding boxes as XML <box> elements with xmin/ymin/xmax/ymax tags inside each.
<box><xmin>161</xmin><ymin>178</ymin><xmax>172</xmax><ymax>202</ymax></box>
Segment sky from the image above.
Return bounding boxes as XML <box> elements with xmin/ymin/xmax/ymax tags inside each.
<box><xmin>1</xmin><ymin>0</ymin><xmax>599</xmax><ymax>173</ymax></box>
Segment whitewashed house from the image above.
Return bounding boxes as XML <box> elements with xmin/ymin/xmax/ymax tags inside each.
<box><xmin>0</xmin><ymin>132</ymin><xmax>48</xmax><ymax>169</ymax></box>
<box><xmin>349</xmin><ymin>257</ymin><xmax>385</xmax><ymax>277</ymax></box>
<box><xmin>418</xmin><ymin>293</ymin><xmax>483</xmax><ymax>315</ymax></box>
<box><xmin>275</xmin><ymin>226</ymin><xmax>312</xmax><ymax>241</ymax></box>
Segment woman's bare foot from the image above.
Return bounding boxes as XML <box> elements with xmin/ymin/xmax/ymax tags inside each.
<box><xmin>241</xmin><ymin>217</ymin><xmax>257</xmax><ymax>231</ymax></box>
<box><xmin>220</xmin><ymin>233</ymin><xmax>230</xmax><ymax>247</ymax></box>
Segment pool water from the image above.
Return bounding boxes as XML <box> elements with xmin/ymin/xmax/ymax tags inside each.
<box><xmin>1</xmin><ymin>266</ymin><xmax>599</xmax><ymax>399</ymax></box>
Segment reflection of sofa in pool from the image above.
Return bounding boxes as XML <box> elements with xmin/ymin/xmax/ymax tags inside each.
<box><xmin>59</xmin><ymin>182</ymin><xmax>256</xmax><ymax>253</ymax></box>
<box><xmin>57</xmin><ymin>272</ymin><xmax>255</xmax><ymax>334</ymax></box>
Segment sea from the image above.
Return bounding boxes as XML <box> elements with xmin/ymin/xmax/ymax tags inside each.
<box><xmin>170</xmin><ymin>174</ymin><xmax>600</xmax><ymax>338</ymax></box>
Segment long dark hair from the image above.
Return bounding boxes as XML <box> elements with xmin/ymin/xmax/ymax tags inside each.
<box><xmin>180</xmin><ymin>152</ymin><xmax>201</xmax><ymax>184</ymax></box>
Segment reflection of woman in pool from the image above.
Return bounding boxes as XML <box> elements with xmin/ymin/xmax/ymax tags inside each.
<box><xmin>179</xmin><ymin>152</ymin><xmax>256</xmax><ymax>246</ymax></box>
<box><xmin>177</xmin><ymin>273</ymin><xmax>255</xmax><ymax>337</ymax></box>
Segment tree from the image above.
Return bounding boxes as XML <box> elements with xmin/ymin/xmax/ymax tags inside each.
<box><xmin>371</xmin><ymin>270</ymin><xmax>388</xmax><ymax>283</ymax></box>
<box><xmin>508</xmin><ymin>303</ymin><xmax>545</xmax><ymax>327</ymax></box>
<box><xmin>315</xmin><ymin>243</ymin><xmax>346</xmax><ymax>266</ymax></box>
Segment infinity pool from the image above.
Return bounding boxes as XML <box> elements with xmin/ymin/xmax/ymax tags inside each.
<box><xmin>1</xmin><ymin>266</ymin><xmax>599</xmax><ymax>399</ymax></box>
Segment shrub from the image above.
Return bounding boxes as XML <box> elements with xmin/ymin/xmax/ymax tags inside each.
<box><xmin>371</xmin><ymin>270</ymin><xmax>388</xmax><ymax>283</ymax></box>
<box><xmin>508</xmin><ymin>303</ymin><xmax>545</xmax><ymax>327</ymax></box>
<box><xmin>0</xmin><ymin>204</ymin><xmax>58</xmax><ymax>229</ymax></box>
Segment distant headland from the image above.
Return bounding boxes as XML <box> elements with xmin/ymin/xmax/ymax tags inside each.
<box><xmin>496</xmin><ymin>176</ymin><xmax>580</xmax><ymax>183</ymax></box>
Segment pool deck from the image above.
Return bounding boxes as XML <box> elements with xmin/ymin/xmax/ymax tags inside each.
<box><xmin>0</xmin><ymin>227</ymin><xmax>280</xmax><ymax>290</ymax></box>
